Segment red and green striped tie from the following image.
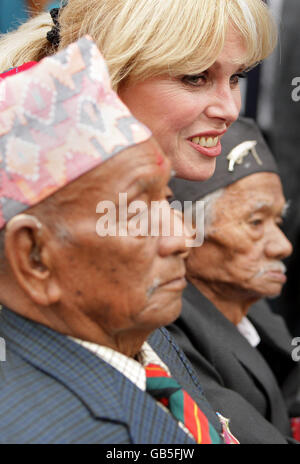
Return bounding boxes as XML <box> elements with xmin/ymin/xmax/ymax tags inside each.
<box><xmin>145</xmin><ymin>363</ymin><xmax>222</xmax><ymax>444</ymax></box>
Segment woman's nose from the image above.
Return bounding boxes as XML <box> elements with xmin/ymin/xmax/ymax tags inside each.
<box><xmin>204</xmin><ymin>82</ymin><xmax>241</xmax><ymax>124</ymax></box>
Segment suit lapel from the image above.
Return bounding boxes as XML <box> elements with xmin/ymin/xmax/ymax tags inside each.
<box><xmin>0</xmin><ymin>308</ymin><xmax>195</xmax><ymax>444</ymax></box>
<box><xmin>184</xmin><ymin>284</ymin><xmax>290</xmax><ymax>427</ymax></box>
<box><xmin>248</xmin><ymin>300</ymin><xmax>293</xmax><ymax>356</ymax></box>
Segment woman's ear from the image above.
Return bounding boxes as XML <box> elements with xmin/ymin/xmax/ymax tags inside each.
<box><xmin>4</xmin><ymin>214</ymin><xmax>61</xmax><ymax>306</ymax></box>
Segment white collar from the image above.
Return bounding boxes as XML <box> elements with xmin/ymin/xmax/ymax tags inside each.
<box><xmin>70</xmin><ymin>338</ymin><xmax>169</xmax><ymax>391</ymax></box>
<box><xmin>236</xmin><ymin>316</ymin><xmax>261</xmax><ymax>347</ymax></box>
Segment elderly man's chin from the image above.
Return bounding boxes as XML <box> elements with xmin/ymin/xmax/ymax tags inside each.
<box><xmin>251</xmin><ymin>278</ymin><xmax>286</xmax><ymax>300</ymax></box>
<box><xmin>263</xmin><ymin>284</ymin><xmax>285</xmax><ymax>300</ymax></box>
<box><xmin>138</xmin><ymin>288</ymin><xmax>185</xmax><ymax>330</ymax></box>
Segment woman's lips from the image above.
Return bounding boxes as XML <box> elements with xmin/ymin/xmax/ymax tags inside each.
<box><xmin>187</xmin><ymin>139</ymin><xmax>222</xmax><ymax>158</ymax></box>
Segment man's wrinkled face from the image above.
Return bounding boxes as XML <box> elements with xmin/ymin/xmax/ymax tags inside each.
<box><xmin>53</xmin><ymin>138</ymin><xmax>187</xmax><ymax>345</ymax></box>
<box><xmin>187</xmin><ymin>173</ymin><xmax>293</xmax><ymax>299</ymax></box>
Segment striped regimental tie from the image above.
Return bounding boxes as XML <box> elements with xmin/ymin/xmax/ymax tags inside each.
<box><xmin>145</xmin><ymin>363</ymin><xmax>222</xmax><ymax>444</ymax></box>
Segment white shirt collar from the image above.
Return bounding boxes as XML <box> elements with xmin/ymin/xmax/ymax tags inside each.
<box><xmin>70</xmin><ymin>338</ymin><xmax>170</xmax><ymax>391</ymax></box>
<box><xmin>236</xmin><ymin>316</ymin><xmax>261</xmax><ymax>347</ymax></box>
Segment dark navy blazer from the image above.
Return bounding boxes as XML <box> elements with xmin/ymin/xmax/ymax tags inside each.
<box><xmin>0</xmin><ymin>307</ymin><xmax>222</xmax><ymax>444</ymax></box>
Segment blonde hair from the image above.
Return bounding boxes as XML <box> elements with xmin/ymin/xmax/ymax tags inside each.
<box><xmin>0</xmin><ymin>0</ymin><xmax>277</xmax><ymax>90</ymax></box>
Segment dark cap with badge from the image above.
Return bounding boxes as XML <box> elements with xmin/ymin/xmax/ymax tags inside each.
<box><xmin>169</xmin><ymin>117</ymin><xmax>279</xmax><ymax>203</ymax></box>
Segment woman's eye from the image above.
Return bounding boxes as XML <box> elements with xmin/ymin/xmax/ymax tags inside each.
<box><xmin>181</xmin><ymin>74</ymin><xmax>207</xmax><ymax>87</ymax></box>
<box><xmin>230</xmin><ymin>72</ymin><xmax>247</xmax><ymax>87</ymax></box>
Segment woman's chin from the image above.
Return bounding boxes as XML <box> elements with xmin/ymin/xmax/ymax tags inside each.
<box><xmin>174</xmin><ymin>157</ymin><xmax>217</xmax><ymax>181</ymax></box>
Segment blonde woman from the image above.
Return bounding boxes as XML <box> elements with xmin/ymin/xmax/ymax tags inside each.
<box><xmin>0</xmin><ymin>0</ymin><xmax>277</xmax><ymax>180</ymax></box>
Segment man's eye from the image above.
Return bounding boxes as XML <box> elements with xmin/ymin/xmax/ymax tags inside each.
<box><xmin>230</xmin><ymin>72</ymin><xmax>247</xmax><ymax>87</ymax></box>
<box><xmin>250</xmin><ymin>219</ymin><xmax>263</xmax><ymax>227</ymax></box>
<box><xmin>181</xmin><ymin>73</ymin><xmax>207</xmax><ymax>86</ymax></box>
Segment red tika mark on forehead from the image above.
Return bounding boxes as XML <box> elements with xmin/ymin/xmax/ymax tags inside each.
<box><xmin>156</xmin><ymin>153</ymin><xmax>164</xmax><ymax>167</ymax></box>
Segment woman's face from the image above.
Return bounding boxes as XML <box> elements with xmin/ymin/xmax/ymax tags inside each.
<box><xmin>119</xmin><ymin>27</ymin><xmax>247</xmax><ymax>181</ymax></box>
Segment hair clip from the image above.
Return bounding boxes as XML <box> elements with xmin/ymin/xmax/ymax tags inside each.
<box><xmin>46</xmin><ymin>8</ymin><xmax>62</xmax><ymax>47</ymax></box>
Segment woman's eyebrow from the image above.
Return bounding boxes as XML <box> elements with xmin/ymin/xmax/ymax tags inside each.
<box><xmin>210</xmin><ymin>61</ymin><xmax>247</xmax><ymax>72</ymax></box>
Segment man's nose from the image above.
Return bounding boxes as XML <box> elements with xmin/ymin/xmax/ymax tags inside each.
<box><xmin>265</xmin><ymin>226</ymin><xmax>293</xmax><ymax>260</ymax></box>
<box><xmin>158</xmin><ymin>207</ymin><xmax>189</xmax><ymax>259</ymax></box>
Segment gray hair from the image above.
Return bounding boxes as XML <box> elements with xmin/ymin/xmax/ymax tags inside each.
<box><xmin>191</xmin><ymin>188</ymin><xmax>225</xmax><ymax>237</ymax></box>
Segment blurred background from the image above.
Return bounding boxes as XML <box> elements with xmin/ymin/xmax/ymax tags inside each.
<box><xmin>0</xmin><ymin>1</ymin><xmax>59</xmax><ymax>34</ymax></box>
<box><xmin>0</xmin><ymin>0</ymin><xmax>299</xmax><ymax>336</ymax></box>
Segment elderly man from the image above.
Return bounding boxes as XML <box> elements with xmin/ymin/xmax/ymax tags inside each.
<box><xmin>0</xmin><ymin>36</ymin><xmax>227</xmax><ymax>444</ymax></box>
<box><xmin>169</xmin><ymin>118</ymin><xmax>300</xmax><ymax>444</ymax></box>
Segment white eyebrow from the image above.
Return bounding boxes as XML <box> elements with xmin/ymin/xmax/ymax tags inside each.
<box><xmin>281</xmin><ymin>201</ymin><xmax>291</xmax><ymax>218</ymax></box>
<box><xmin>252</xmin><ymin>201</ymin><xmax>273</xmax><ymax>212</ymax></box>
<box><xmin>250</xmin><ymin>200</ymin><xmax>290</xmax><ymax>217</ymax></box>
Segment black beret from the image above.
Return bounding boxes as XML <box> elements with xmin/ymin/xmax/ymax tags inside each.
<box><xmin>169</xmin><ymin>117</ymin><xmax>279</xmax><ymax>203</ymax></box>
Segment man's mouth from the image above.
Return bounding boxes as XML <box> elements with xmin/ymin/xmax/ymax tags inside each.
<box><xmin>146</xmin><ymin>274</ymin><xmax>187</xmax><ymax>298</ymax></box>
<box><xmin>161</xmin><ymin>275</ymin><xmax>186</xmax><ymax>286</ymax></box>
<box><xmin>265</xmin><ymin>270</ymin><xmax>287</xmax><ymax>284</ymax></box>
<box><xmin>255</xmin><ymin>262</ymin><xmax>287</xmax><ymax>283</ymax></box>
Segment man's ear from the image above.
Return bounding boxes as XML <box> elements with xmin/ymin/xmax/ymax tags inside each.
<box><xmin>4</xmin><ymin>214</ymin><xmax>61</xmax><ymax>306</ymax></box>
